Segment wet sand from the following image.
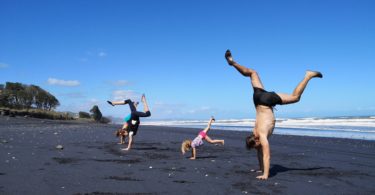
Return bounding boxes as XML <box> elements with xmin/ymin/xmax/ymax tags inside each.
<box><xmin>1</xmin><ymin>116</ymin><xmax>374</xmax><ymax>194</ymax></box>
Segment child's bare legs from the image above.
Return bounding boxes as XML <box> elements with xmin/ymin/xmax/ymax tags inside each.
<box><xmin>205</xmin><ymin>136</ymin><xmax>225</xmax><ymax>145</ymax></box>
<box><xmin>277</xmin><ymin>71</ymin><xmax>323</xmax><ymax>104</ymax></box>
<box><xmin>202</xmin><ymin>117</ymin><xmax>225</xmax><ymax>145</ymax></box>
<box><xmin>202</xmin><ymin>117</ymin><xmax>215</xmax><ymax>133</ymax></box>
<box><xmin>225</xmin><ymin>50</ymin><xmax>264</xmax><ymax>89</ymax></box>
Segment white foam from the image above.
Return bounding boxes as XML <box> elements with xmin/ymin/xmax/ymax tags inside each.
<box><xmin>142</xmin><ymin>116</ymin><xmax>375</xmax><ymax>140</ymax></box>
<box><xmin>144</xmin><ymin>117</ymin><xmax>375</xmax><ymax>129</ymax></box>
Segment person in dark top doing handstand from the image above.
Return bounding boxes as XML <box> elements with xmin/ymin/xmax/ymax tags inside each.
<box><xmin>108</xmin><ymin>94</ymin><xmax>151</xmax><ymax>151</ymax></box>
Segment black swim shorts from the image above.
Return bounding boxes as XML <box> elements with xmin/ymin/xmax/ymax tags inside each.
<box><xmin>253</xmin><ymin>87</ymin><xmax>282</xmax><ymax>107</ymax></box>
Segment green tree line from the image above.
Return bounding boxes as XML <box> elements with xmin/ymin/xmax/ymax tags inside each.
<box><xmin>0</xmin><ymin>82</ymin><xmax>60</xmax><ymax>111</ymax></box>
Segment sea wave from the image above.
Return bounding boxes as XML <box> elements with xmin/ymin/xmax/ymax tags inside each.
<box><xmin>144</xmin><ymin>117</ymin><xmax>375</xmax><ymax>128</ymax></box>
<box><xmin>142</xmin><ymin>116</ymin><xmax>375</xmax><ymax>140</ymax></box>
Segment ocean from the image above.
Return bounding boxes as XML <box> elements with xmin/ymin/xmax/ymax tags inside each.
<box><xmin>142</xmin><ymin>116</ymin><xmax>375</xmax><ymax>140</ymax></box>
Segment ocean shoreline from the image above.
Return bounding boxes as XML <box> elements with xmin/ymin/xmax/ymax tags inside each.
<box><xmin>142</xmin><ymin>115</ymin><xmax>375</xmax><ymax>141</ymax></box>
<box><xmin>144</xmin><ymin>124</ymin><xmax>375</xmax><ymax>141</ymax></box>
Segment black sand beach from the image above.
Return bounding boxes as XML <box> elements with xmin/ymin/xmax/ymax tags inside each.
<box><xmin>1</xmin><ymin>116</ymin><xmax>374</xmax><ymax>194</ymax></box>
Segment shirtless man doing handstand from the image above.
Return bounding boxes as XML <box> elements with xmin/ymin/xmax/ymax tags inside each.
<box><xmin>225</xmin><ymin>50</ymin><xmax>322</xmax><ymax>180</ymax></box>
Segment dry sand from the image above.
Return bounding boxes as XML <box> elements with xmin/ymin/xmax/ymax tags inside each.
<box><xmin>1</xmin><ymin>116</ymin><xmax>374</xmax><ymax>194</ymax></box>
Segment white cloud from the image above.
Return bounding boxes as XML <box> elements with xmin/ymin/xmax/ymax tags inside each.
<box><xmin>113</xmin><ymin>80</ymin><xmax>131</xmax><ymax>87</ymax></box>
<box><xmin>47</xmin><ymin>78</ymin><xmax>80</xmax><ymax>87</ymax></box>
<box><xmin>112</xmin><ymin>90</ymin><xmax>140</xmax><ymax>101</ymax></box>
<box><xmin>98</xmin><ymin>52</ymin><xmax>107</xmax><ymax>57</ymax></box>
<box><xmin>0</xmin><ymin>63</ymin><xmax>9</xmax><ymax>68</ymax></box>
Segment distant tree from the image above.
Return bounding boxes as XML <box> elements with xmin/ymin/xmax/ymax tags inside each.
<box><xmin>27</xmin><ymin>85</ymin><xmax>39</xmax><ymax>107</ymax></box>
<box><xmin>79</xmin><ymin>111</ymin><xmax>91</xmax><ymax>119</ymax></box>
<box><xmin>18</xmin><ymin>86</ymin><xmax>34</xmax><ymax>109</ymax></box>
<box><xmin>32</xmin><ymin>85</ymin><xmax>60</xmax><ymax>111</ymax></box>
<box><xmin>1</xmin><ymin>82</ymin><xmax>60</xmax><ymax>110</ymax></box>
<box><xmin>34</xmin><ymin>86</ymin><xmax>47</xmax><ymax>109</ymax></box>
<box><xmin>45</xmin><ymin>92</ymin><xmax>60</xmax><ymax>111</ymax></box>
<box><xmin>0</xmin><ymin>94</ymin><xmax>8</xmax><ymax>107</ymax></box>
<box><xmin>90</xmin><ymin>105</ymin><xmax>102</xmax><ymax>122</ymax></box>
<box><xmin>0</xmin><ymin>84</ymin><xmax>8</xmax><ymax>107</ymax></box>
<box><xmin>5</xmin><ymin>82</ymin><xmax>24</xmax><ymax>108</ymax></box>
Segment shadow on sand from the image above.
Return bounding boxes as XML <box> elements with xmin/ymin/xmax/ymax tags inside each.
<box><xmin>132</xmin><ymin>147</ymin><xmax>158</xmax><ymax>150</ymax></box>
<box><xmin>196</xmin><ymin>155</ymin><xmax>218</xmax><ymax>159</ymax></box>
<box><xmin>269</xmin><ymin>164</ymin><xmax>333</xmax><ymax>178</ymax></box>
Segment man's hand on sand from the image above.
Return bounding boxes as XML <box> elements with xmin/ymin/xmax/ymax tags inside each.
<box><xmin>256</xmin><ymin>175</ymin><xmax>268</xmax><ymax>180</ymax></box>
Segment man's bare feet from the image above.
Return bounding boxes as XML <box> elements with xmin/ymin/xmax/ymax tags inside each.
<box><xmin>306</xmin><ymin>70</ymin><xmax>323</xmax><ymax>78</ymax></box>
<box><xmin>190</xmin><ymin>157</ymin><xmax>196</xmax><ymax>160</ymax></box>
<box><xmin>225</xmin><ymin>49</ymin><xmax>236</xmax><ymax>66</ymax></box>
<box><xmin>121</xmin><ymin>147</ymin><xmax>130</xmax><ymax>151</ymax></box>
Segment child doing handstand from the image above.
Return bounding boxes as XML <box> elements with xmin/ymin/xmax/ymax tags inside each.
<box><xmin>181</xmin><ymin>117</ymin><xmax>224</xmax><ymax>160</ymax></box>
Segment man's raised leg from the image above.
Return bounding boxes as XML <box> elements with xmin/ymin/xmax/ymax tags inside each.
<box><xmin>225</xmin><ymin>49</ymin><xmax>264</xmax><ymax>89</ymax></box>
<box><xmin>277</xmin><ymin>70</ymin><xmax>323</xmax><ymax>104</ymax></box>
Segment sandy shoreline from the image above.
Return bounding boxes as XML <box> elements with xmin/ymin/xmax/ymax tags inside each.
<box><xmin>1</xmin><ymin>116</ymin><xmax>374</xmax><ymax>194</ymax></box>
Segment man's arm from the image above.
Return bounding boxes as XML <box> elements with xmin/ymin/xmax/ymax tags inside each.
<box><xmin>256</xmin><ymin>147</ymin><xmax>264</xmax><ymax>172</ymax></box>
<box><xmin>257</xmin><ymin>135</ymin><xmax>270</xmax><ymax>180</ymax></box>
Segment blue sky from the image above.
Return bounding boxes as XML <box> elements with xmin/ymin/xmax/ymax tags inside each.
<box><xmin>1</xmin><ymin>0</ymin><xmax>374</xmax><ymax>120</ymax></box>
